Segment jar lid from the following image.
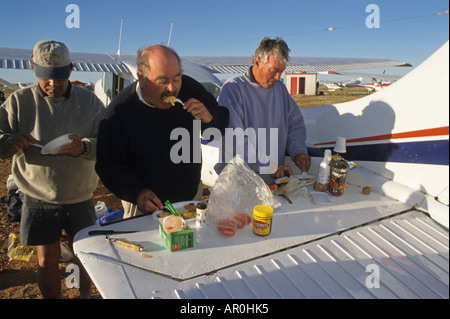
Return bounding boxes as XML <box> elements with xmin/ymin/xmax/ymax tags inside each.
<box><xmin>331</xmin><ymin>158</ymin><xmax>348</xmax><ymax>169</ymax></box>
<box><xmin>196</xmin><ymin>202</ymin><xmax>207</xmax><ymax>209</ymax></box>
<box><xmin>253</xmin><ymin>205</ymin><xmax>273</xmax><ymax>218</ymax></box>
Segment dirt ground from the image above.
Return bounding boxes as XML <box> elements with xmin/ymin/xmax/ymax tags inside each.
<box><xmin>0</xmin><ymin>157</ymin><xmax>123</xmax><ymax>299</ymax></box>
<box><xmin>0</xmin><ymin>87</ymin><xmax>368</xmax><ymax>299</ymax></box>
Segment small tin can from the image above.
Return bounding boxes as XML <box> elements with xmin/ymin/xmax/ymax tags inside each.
<box><xmin>252</xmin><ymin>205</ymin><xmax>273</xmax><ymax>236</ymax></box>
<box><xmin>196</xmin><ymin>202</ymin><xmax>207</xmax><ymax>226</ymax></box>
<box><xmin>329</xmin><ymin>158</ymin><xmax>348</xmax><ymax>196</ymax></box>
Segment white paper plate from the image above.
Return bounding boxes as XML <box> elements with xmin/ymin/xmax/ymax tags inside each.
<box><xmin>152</xmin><ymin>200</ymin><xmax>199</xmax><ymax>222</ymax></box>
<box><xmin>41</xmin><ymin>133</ymin><xmax>73</xmax><ymax>155</ymax></box>
<box><xmin>274</xmin><ymin>174</ymin><xmax>315</xmax><ymax>184</ymax></box>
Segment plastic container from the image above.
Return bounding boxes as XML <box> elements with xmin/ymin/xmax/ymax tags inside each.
<box><xmin>163</xmin><ymin>215</ymin><xmax>186</xmax><ymax>234</ymax></box>
<box><xmin>252</xmin><ymin>205</ymin><xmax>273</xmax><ymax>236</ymax></box>
<box><xmin>6</xmin><ymin>174</ymin><xmax>18</xmax><ymax>197</ymax></box>
<box><xmin>314</xmin><ymin>149</ymin><xmax>331</xmax><ymax>192</ymax></box>
<box><xmin>334</xmin><ymin>136</ymin><xmax>347</xmax><ymax>153</ymax></box>
<box><xmin>95</xmin><ymin>201</ymin><xmax>108</xmax><ymax>219</ymax></box>
<box><xmin>196</xmin><ymin>202</ymin><xmax>207</xmax><ymax>226</ymax></box>
<box><xmin>60</xmin><ymin>242</ymin><xmax>74</xmax><ymax>263</ymax></box>
<box><xmin>329</xmin><ymin>158</ymin><xmax>349</xmax><ymax>196</ymax></box>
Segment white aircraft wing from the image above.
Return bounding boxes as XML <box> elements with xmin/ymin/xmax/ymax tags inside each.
<box><xmin>0</xmin><ymin>47</ymin><xmax>131</xmax><ymax>73</ymax></box>
<box><xmin>1</xmin><ymin>46</ymin><xmax>411</xmax><ymax>82</ymax></box>
<box><xmin>185</xmin><ymin>56</ymin><xmax>412</xmax><ymax>73</ymax></box>
<box><xmin>0</xmin><ymin>47</ymin><xmax>223</xmax><ymax>86</ymax></box>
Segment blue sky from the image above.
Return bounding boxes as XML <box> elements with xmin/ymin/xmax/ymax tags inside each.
<box><xmin>1</xmin><ymin>0</ymin><xmax>448</xmax><ymax>84</ymax></box>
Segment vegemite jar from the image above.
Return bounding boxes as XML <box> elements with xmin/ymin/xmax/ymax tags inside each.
<box><xmin>252</xmin><ymin>205</ymin><xmax>273</xmax><ymax>236</ymax></box>
<box><xmin>328</xmin><ymin>158</ymin><xmax>348</xmax><ymax>196</ymax></box>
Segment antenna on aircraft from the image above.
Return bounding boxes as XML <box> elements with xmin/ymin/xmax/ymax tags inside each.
<box><xmin>167</xmin><ymin>21</ymin><xmax>174</xmax><ymax>47</ymax></box>
<box><xmin>117</xmin><ymin>17</ymin><xmax>124</xmax><ymax>56</ymax></box>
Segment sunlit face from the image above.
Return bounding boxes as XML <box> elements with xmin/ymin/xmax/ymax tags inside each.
<box><xmin>252</xmin><ymin>54</ymin><xmax>286</xmax><ymax>89</ymax></box>
<box><xmin>137</xmin><ymin>50</ymin><xmax>182</xmax><ymax>110</ymax></box>
<box><xmin>37</xmin><ymin>78</ymin><xmax>69</xmax><ymax>98</ymax></box>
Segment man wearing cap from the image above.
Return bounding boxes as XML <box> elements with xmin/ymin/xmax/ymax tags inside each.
<box><xmin>0</xmin><ymin>40</ymin><xmax>105</xmax><ymax>298</ymax></box>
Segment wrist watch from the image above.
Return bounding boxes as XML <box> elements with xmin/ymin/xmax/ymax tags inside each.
<box><xmin>81</xmin><ymin>140</ymin><xmax>88</xmax><ymax>155</ymax></box>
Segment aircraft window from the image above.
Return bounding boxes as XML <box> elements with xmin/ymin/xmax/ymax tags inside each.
<box><xmin>201</xmin><ymin>82</ymin><xmax>221</xmax><ymax>99</ymax></box>
<box><xmin>103</xmin><ymin>72</ymin><xmax>113</xmax><ymax>100</ymax></box>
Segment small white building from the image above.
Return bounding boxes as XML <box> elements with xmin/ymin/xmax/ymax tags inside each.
<box><xmin>285</xmin><ymin>72</ymin><xmax>317</xmax><ymax>95</ymax></box>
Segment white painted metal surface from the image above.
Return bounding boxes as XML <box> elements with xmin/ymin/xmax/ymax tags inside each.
<box><xmin>74</xmin><ymin>183</ymin><xmax>448</xmax><ymax>299</ymax></box>
<box><xmin>173</xmin><ymin>211</ymin><xmax>448</xmax><ymax>299</ymax></box>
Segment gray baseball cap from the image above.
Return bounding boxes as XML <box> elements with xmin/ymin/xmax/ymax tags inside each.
<box><xmin>32</xmin><ymin>40</ymin><xmax>71</xmax><ymax>80</ymax></box>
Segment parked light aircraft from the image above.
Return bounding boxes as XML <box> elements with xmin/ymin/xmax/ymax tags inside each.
<box><xmin>2</xmin><ymin>41</ymin><xmax>448</xmax><ymax>299</ymax></box>
<box><xmin>342</xmin><ymin>77</ymin><xmax>363</xmax><ymax>87</ymax></box>
<box><xmin>321</xmin><ymin>71</ymin><xmax>403</xmax><ymax>91</ymax></box>
<box><xmin>323</xmin><ymin>77</ymin><xmax>363</xmax><ymax>91</ymax></box>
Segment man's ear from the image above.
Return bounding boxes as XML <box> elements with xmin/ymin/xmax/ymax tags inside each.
<box><xmin>137</xmin><ymin>71</ymin><xmax>145</xmax><ymax>84</ymax></box>
<box><xmin>253</xmin><ymin>56</ymin><xmax>260</xmax><ymax>67</ymax></box>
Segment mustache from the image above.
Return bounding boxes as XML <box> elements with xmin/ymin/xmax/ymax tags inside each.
<box><xmin>161</xmin><ymin>90</ymin><xmax>177</xmax><ymax>98</ymax></box>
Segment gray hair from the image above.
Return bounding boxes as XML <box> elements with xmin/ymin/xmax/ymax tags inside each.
<box><xmin>136</xmin><ymin>45</ymin><xmax>181</xmax><ymax>75</ymax></box>
<box><xmin>254</xmin><ymin>37</ymin><xmax>290</xmax><ymax>64</ymax></box>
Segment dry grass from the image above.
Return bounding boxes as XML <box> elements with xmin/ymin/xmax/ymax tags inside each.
<box><xmin>293</xmin><ymin>86</ymin><xmax>372</xmax><ymax>109</ymax></box>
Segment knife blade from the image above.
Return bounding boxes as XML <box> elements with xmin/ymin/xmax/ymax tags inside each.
<box><xmin>280</xmin><ymin>193</ymin><xmax>293</xmax><ymax>204</ymax></box>
<box><xmin>88</xmin><ymin>230</ymin><xmax>139</xmax><ymax>236</ymax></box>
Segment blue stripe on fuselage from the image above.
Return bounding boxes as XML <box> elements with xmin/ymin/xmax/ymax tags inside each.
<box><xmin>309</xmin><ymin>139</ymin><xmax>449</xmax><ymax>165</ymax></box>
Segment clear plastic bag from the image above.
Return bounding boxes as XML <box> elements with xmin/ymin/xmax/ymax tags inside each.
<box><xmin>206</xmin><ymin>156</ymin><xmax>281</xmax><ymax>237</ymax></box>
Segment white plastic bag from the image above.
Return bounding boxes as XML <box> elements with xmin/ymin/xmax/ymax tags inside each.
<box><xmin>206</xmin><ymin>156</ymin><xmax>280</xmax><ymax>236</ymax></box>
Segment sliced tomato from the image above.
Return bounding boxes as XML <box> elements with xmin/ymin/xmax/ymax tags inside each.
<box><xmin>234</xmin><ymin>213</ymin><xmax>252</xmax><ymax>228</ymax></box>
<box><xmin>217</xmin><ymin>219</ymin><xmax>236</xmax><ymax>237</ymax></box>
<box><xmin>234</xmin><ymin>214</ymin><xmax>247</xmax><ymax>228</ymax></box>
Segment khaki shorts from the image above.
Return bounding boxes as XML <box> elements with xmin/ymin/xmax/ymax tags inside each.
<box><xmin>122</xmin><ymin>181</ymin><xmax>203</xmax><ymax>219</ymax></box>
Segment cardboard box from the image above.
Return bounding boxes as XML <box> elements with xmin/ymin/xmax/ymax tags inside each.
<box><xmin>159</xmin><ymin>200</ymin><xmax>194</xmax><ymax>252</ymax></box>
<box><xmin>159</xmin><ymin>219</ymin><xmax>194</xmax><ymax>252</ymax></box>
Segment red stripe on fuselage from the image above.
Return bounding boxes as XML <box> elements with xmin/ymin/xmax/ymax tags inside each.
<box><xmin>314</xmin><ymin>126</ymin><xmax>449</xmax><ymax>146</ymax></box>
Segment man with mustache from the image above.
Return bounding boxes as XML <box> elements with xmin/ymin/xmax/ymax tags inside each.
<box><xmin>0</xmin><ymin>40</ymin><xmax>105</xmax><ymax>298</ymax></box>
<box><xmin>95</xmin><ymin>45</ymin><xmax>229</xmax><ymax>218</ymax></box>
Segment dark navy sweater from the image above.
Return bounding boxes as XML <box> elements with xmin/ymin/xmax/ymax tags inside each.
<box><xmin>95</xmin><ymin>75</ymin><xmax>228</xmax><ymax>205</ymax></box>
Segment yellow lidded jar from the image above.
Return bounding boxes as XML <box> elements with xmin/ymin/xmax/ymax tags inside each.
<box><xmin>252</xmin><ymin>205</ymin><xmax>273</xmax><ymax>236</ymax></box>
